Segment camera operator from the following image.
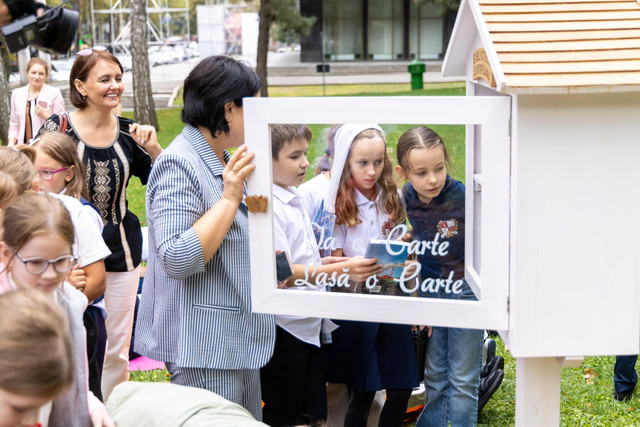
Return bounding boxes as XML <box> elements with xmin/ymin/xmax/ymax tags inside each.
<box><xmin>0</xmin><ymin>0</ymin><xmax>16</xmax><ymax>26</ymax></box>
<box><xmin>2</xmin><ymin>0</ymin><xmax>78</xmax><ymax>54</ymax></box>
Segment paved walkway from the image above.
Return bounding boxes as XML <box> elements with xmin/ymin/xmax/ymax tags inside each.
<box><xmin>118</xmin><ymin>52</ymin><xmax>462</xmax><ymax>109</ymax></box>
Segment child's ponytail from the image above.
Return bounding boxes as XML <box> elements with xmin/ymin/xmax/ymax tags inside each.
<box><xmin>0</xmin><ymin>171</ymin><xmax>20</xmax><ymax>209</ymax></box>
<box><xmin>0</xmin><ymin>146</ymin><xmax>36</xmax><ymax>195</ymax></box>
<box><xmin>315</xmin><ymin>124</ymin><xmax>340</xmax><ymax>176</ymax></box>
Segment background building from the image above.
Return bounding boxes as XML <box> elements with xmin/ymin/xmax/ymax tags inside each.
<box><xmin>300</xmin><ymin>0</ymin><xmax>458</xmax><ymax>62</ymax></box>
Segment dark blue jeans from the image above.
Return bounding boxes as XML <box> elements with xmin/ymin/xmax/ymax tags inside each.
<box><xmin>614</xmin><ymin>355</ymin><xmax>638</xmax><ymax>393</ymax></box>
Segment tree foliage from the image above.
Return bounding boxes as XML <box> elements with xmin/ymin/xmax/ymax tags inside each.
<box><xmin>256</xmin><ymin>0</ymin><xmax>315</xmax><ymax>97</ymax></box>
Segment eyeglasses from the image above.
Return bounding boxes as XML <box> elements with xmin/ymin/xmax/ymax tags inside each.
<box><xmin>36</xmin><ymin>168</ymin><xmax>68</xmax><ymax>181</ymax></box>
<box><xmin>11</xmin><ymin>249</ymin><xmax>77</xmax><ymax>275</ymax></box>
<box><xmin>77</xmin><ymin>45</ymin><xmax>107</xmax><ymax>57</ymax></box>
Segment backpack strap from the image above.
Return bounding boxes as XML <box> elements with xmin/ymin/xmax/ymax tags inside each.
<box><xmin>58</xmin><ymin>113</ymin><xmax>68</xmax><ymax>133</ymax></box>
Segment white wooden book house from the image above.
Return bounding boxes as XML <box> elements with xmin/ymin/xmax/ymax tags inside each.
<box><xmin>244</xmin><ymin>0</ymin><xmax>640</xmax><ymax>424</ymax></box>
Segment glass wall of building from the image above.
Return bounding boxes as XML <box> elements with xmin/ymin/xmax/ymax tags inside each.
<box><xmin>323</xmin><ymin>0</ymin><xmax>363</xmax><ymax>60</ymax></box>
<box><xmin>320</xmin><ymin>0</ymin><xmax>450</xmax><ymax>61</ymax></box>
<box><xmin>368</xmin><ymin>0</ymin><xmax>403</xmax><ymax>60</ymax></box>
<box><xmin>409</xmin><ymin>1</ymin><xmax>445</xmax><ymax>60</ymax></box>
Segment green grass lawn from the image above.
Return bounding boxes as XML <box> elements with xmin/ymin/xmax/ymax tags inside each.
<box><xmin>124</xmin><ymin>84</ymin><xmax>640</xmax><ymax>425</ymax></box>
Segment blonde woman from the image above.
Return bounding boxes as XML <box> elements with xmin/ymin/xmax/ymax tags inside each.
<box><xmin>8</xmin><ymin>57</ymin><xmax>65</xmax><ymax>146</ymax></box>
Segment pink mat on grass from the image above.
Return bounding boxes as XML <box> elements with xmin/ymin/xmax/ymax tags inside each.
<box><xmin>129</xmin><ymin>356</ymin><xmax>165</xmax><ymax>371</ymax></box>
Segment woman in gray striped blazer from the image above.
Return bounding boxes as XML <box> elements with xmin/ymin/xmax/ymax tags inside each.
<box><xmin>135</xmin><ymin>56</ymin><xmax>275</xmax><ymax>420</ymax></box>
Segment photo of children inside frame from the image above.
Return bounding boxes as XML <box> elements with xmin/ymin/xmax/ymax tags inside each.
<box><xmin>270</xmin><ymin>122</ymin><xmax>477</xmax><ymax>304</ymax></box>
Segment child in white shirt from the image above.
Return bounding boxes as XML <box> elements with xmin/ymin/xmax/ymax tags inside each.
<box><xmin>261</xmin><ymin>124</ymin><xmax>381</xmax><ymax>426</ymax></box>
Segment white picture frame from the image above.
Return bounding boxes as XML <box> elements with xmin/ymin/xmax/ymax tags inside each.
<box><xmin>244</xmin><ymin>96</ymin><xmax>510</xmax><ymax>329</ymax></box>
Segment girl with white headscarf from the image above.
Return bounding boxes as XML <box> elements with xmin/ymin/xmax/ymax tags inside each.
<box><xmin>301</xmin><ymin>124</ymin><xmax>419</xmax><ymax>426</ymax></box>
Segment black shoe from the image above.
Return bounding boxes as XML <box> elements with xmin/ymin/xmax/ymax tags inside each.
<box><xmin>478</xmin><ymin>369</ymin><xmax>504</xmax><ymax>413</ymax></box>
<box><xmin>481</xmin><ymin>355</ymin><xmax>505</xmax><ymax>378</ymax></box>
<box><xmin>614</xmin><ymin>389</ymin><xmax>634</xmax><ymax>402</ymax></box>
<box><xmin>483</xmin><ymin>338</ymin><xmax>496</xmax><ymax>366</ymax></box>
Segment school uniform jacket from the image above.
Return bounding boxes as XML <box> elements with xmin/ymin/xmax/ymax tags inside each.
<box><xmin>134</xmin><ymin>125</ymin><xmax>275</xmax><ymax>369</ymax></box>
<box><xmin>9</xmin><ymin>83</ymin><xmax>65</xmax><ymax>144</ymax></box>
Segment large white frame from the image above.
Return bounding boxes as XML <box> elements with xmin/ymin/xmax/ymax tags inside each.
<box><xmin>244</xmin><ymin>96</ymin><xmax>510</xmax><ymax>329</ymax></box>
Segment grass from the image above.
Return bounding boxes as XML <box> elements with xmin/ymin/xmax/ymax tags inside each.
<box><xmin>128</xmin><ymin>335</ymin><xmax>640</xmax><ymax>425</ymax></box>
<box><xmin>478</xmin><ymin>338</ymin><xmax>640</xmax><ymax>426</ymax></box>
<box><xmin>268</xmin><ymin>82</ymin><xmax>465</xmax><ymax>98</ymax></box>
<box><xmin>171</xmin><ymin>82</ymin><xmax>465</xmax><ymax>108</ymax></box>
<box><xmin>124</xmin><ymin>83</ymin><xmax>640</xmax><ymax>425</ymax></box>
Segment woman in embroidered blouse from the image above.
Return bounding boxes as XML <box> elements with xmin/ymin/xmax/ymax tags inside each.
<box><xmin>37</xmin><ymin>46</ymin><xmax>162</xmax><ymax>401</ymax></box>
<box><xmin>8</xmin><ymin>57</ymin><xmax>65</xmax><ymax>146</ymax></box>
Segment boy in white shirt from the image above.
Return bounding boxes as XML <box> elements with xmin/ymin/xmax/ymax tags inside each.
<box><xmin>260</xmin><ymin>124</ymin><xmax>381</xmax><ymax>426</ymax></box>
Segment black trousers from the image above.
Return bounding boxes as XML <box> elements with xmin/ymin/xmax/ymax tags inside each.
<box><xmin>84</xmin><ymin>305</ymin><xmax>107</xmax><ymax>401</ymax></box>
<box><xmin>260</xmin><ymin>326</ymin><xmax>327</xmax><ymax>427</ymax></box>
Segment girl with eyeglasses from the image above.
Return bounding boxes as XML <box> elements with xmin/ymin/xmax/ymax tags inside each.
<box><xmin>31</xmin><ymin>132</ymin><xmax>112</xmax><ymax>402</ymax></box>
<box><xmin>37</xmin><ymin>46</ymin><xmax>163</xmax><ymax>400</ymax></box>
<box><xmin>0</xmin><ymin>192</ymin><xmax>114</xmax><ymax>427</ymax></box>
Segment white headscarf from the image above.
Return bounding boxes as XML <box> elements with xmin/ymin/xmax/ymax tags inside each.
<box><xmin>323</xmin><ymin>123</ymin><xmax>384</xmax><ymax>214</ymax></box>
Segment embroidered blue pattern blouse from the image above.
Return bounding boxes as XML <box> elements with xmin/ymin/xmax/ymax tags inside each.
<box><xmin>38</xmin><ymin>113</ymin><xmax>152</xmax><ymax>272</ymax></box>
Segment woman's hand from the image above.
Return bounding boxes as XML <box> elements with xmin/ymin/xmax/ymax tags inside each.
<box><xmin>66</xmin><ymin>266</ymin><xmax>87</xmax><ymax>294</ymax></box>
<box><xmin>90</xmin><ymin>406</ymin><xmax>115</xmax><ymax>427</ymax></box>
<box><xmin>129</xmin><ymin>123</ymin><xmax>162</xmax><ymax>160</ymax></box>
<box><xmin>34</xmin><ymin>104</ymin><xmax>51</xmax><ymax>120</ymax></box>
<box><xmin>347</xmin><ymin>256</ymin><xmax>381</xmax><ymax>282</ymax></box>
<box><xmin>221</xmin><ymin>144</ymin><xmax>255</xmax><ymax>206</ymax></box>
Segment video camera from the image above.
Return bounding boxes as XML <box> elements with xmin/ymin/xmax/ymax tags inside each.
<box><xmin>1</xmin><ymin>0</ymin><xmax>79</xmax><ymax>54</ymax></box>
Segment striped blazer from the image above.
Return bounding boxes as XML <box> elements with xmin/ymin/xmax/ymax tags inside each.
<box><xmin>135</xmin><ymin>125</ymin><xmax>275</xmax><ymax>369</ymax></box>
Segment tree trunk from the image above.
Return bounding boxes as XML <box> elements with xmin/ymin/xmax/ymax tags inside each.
<box><xmin>0</xmin><ymin>44</ymin><xmax>11</xmax><ymax>145</ymax></box>
<box><xmin>130</xmin><ymin>0</ymin><xmax>159</xmax><ymax>129</ymax></box>
<box><xmin>256</xmin><ymin>0</ymin><xmax>272</xmax><ymax>98</ymax></box>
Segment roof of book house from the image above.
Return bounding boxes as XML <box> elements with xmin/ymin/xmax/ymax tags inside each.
<box><xmin>443</xmin><ymin>0</ymin><xmax>640</xmax><ymax>94</ymax></box>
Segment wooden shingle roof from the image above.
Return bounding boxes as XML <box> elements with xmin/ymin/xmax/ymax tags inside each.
<box><xmin>444</xmin><ymin>0</ymin><xmax>640</xmax><ymax>93</ymax></box>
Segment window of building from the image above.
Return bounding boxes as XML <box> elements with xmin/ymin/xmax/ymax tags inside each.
<box><xmin>367</xmin><ymin>0</ymin><xmax>403</xmax><ymax>60</ymax></box>
<box><xmin>409</xmin><ymin>2</ymin><xmax>445</xmax><ymax>60</ymax></box>
<box><xmin>323</xmin><ymin>0</ymin><xmax>363</xmax><ymax>60</ymax></box>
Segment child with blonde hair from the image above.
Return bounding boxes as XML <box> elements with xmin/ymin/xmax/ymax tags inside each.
<box><xmin>0</xmin><ymin>288</ymin><xmax>75</xmax><ymax>427</ymax></box>
<box><xmin>0</xmin><ymin>192</ymin><xmax>114</xmax><ymax>426</ymax></box>
<box><xmin>303</xmin><ymin>123</ymin><xmax>418</xmax><ymax>426</ymax></box>
<box><xmin>396</xmin><ymin>127</ymin><xmax>486</xmax><ymax>425</ymax></box>
<box><xmin>0</xmin><ymin>146</ymin><xmax>37</xmax><ymax>208</ymax></box>
<box><xmin>261</xmin><ymin>124</ymin><xmax>381</xmax><ymax>426</ymax></box>
<box><xmin>32</xmin><ymin>132</ymin><xmax>111</xmax><ymax>401</ymax></box>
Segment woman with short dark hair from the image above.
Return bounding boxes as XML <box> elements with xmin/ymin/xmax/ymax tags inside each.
<box><xmin>135</xmin><ymin>55</ymin><xmax>275</xmax><ymax>420</ymax></box>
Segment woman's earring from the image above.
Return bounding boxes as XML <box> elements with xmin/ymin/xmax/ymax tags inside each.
<box><xmin>81</xmin><ymin>94</ymin><xmax>86</xmax><ymax>101</ymax></box>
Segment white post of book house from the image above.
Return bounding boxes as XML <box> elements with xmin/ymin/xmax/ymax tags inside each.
<box><xmin>244</xmin><ymin>1</ymin><xmax>640</xmax><ymax>425</ymax></box>
<box><xmin>442</xmin><ymin>0</ymin><xmax>640</xmax><ymax>424</ymax></box>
